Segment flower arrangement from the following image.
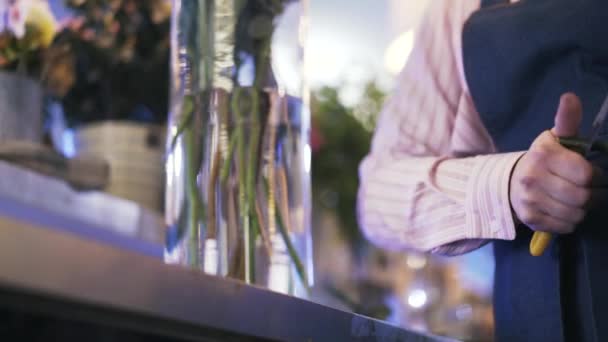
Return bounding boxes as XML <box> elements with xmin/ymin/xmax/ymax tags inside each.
<box><xmin>44</xmin><ymin>0</ymin><xmax>171</xmax><ymax>126</ymax></box>
<box><xmin>0</xmin><ymin>0</ymin><xmax>57</xmax><ymax>77</ymax></box>
<box><xmin>166</xmin><ymin>0</ymin><xmax>311</xmax><ymax>291</ymax></box>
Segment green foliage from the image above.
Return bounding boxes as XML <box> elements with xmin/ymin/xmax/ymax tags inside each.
<box><xmin>311</xmin><ymin>83</ymin><xmax>385</xmax><ymax>250</ymax></box>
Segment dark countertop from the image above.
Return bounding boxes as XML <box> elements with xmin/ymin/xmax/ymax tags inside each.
<box><xmin>0</xmin><ymin>214</ymin><xmax>450</xmax><ymax>341</ymax></box>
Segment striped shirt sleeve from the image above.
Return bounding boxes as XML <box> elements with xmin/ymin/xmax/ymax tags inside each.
<box><xmin>357</xmin><ymin>0</ymin><xmax>524</xmax><ymax>255</ymax></box>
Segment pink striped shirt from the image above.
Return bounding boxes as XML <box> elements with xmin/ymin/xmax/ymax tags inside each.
<box><xmin>358</xmin><ymin>0</ymin><xmax>525</xmax><ymax>255</ymax></box>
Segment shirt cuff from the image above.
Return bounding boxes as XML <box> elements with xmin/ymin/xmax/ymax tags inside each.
<box><xmin>465</xmin><ymin>151</ymin><xmax>525</xmax><ymax>241</ymax></box>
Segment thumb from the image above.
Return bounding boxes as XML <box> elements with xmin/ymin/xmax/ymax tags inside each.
<box><xmin>551</xmin><ymin>93</ymin><xmax>582</xmax><ymax>138</ymax></box>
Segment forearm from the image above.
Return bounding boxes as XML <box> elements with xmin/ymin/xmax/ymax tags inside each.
<box><xmin>358</xmin><ymin>151</ymin><xmax>523</xmax><ymax>254</ymax></box>
<box><xmin>356</xmin><ymin>0</ymin><xmax>519</xmax><ymax>255</ymax></box>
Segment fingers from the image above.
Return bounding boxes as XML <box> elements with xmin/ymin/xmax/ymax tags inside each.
<box><xmin>546</xmin><ymin>149</ymin><xmax>593</xmax><ymax>186</ymax></box>
<box><xmin>519</xmin><ymin>189</ymin><xmax>586</xmax><ymax>225</ymax></box>
<box><xmin>510</xmin><ymin>163</ymin><xmax>589</xmax><ymax>234</ymax></box>
<box><xmin>509</xmin><ymin>93</ymin><xmax>607</xmax><ymax>236</ymax></box>
<box><xmin>539</xmin><ymin>173</ymin><xmax>591</xmax><ymax>207</ymax></box>
<box><xmin>552</xmin><ymin>92</ymin><xmax>583</xmax><ymax>138</ymax></box>
<box><xmin>522</xmin><ymin>187</ymin><xmax>608</xmax><ymax>234</ymax></box>
<box><xmin>526</xmin><ymin>212</ymin><xmax>578</xmax><ymax>235</ymax></box>
<box><xmin>531</xmin><ymin>131</ymin><xmax>594</xmax><ymax>186</ymax></box>
<box><xmin>517</xmin><ymin>132</ymin><xmax>593</xmax><ymax>199</ymax></box>
<box><xmin>510</xmin><ymin>128</ymin><xmax>592</xmax><ymax>235</ymax></box>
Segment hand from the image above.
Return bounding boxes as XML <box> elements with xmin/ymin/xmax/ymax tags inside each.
<box><xmin>510</xmin><ymin>93</ymin><xmax>594</xmax><ymax>234</ymax></box>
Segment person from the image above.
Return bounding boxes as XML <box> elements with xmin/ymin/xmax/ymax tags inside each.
<box><xmin>358</xmin><ymin>0</ymin><xmax>608</xmax><ymax>340</ymax></box>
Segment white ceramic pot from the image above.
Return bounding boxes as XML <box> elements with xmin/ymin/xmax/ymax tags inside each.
<box><xmin>74</xmin><ymin>121</ymin><xmax>165</xmax><ymax>212</ymax></box>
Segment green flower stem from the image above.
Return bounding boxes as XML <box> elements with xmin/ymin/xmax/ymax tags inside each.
<box><xmin>220</xmin><ymin>131</ymin><xmax>237</xmax><ymax>183</ymax></box>
<box><xmin>169</xmin><ymin>94</ymin><xmax>205</xmax><ymax>268</ymax></box>
<box><xmin>171</xmin><ymin>0</ymin><xmax>299</xmax><ymax>282</ymax></box>
<box><xmin>245</xmin><ymin>89</ymin><xmax>262</xmax><ymax>282</ymax></box>
<box><xmin>274</xmin><ymin>190</ymin><xmax>309</xmax><ymax>293</ymax></box>
<box><xmin>227</xmin><ymin>87</ymin><xmax>265</xmax><ymax>284</ymax></box>
<box><xmin>253</xmin><ymin>39</ymin><xmax>271</xmax><ymax>88</ymax></box>
<box><xmin>242</xmin><ymin>206</ymin><xmax>251</xmax><ymax>283</ymax></box>
<box><xmin>277</xmin><ymin>165</ymin><xmax>292</xmax><ymax>233</ymax></box>
<box><xmin>234</xmin><ymin>88</ymin><xmax>252</xmax><ymax>282</ymax></box>
<box><xmin>169</xmin><ymin>96</ymin><xmax>194</xmax><ymax>152</ymax></box>
<box><xmin>184</xmin><ymin>125</ymin><xmax>201</xmax><ymax>268</ymax></box>
<box><xmin>263</xmin><ymin>177</ymin><xmax>309</xmax><ymax>291</ymax></box>
<box><xmin>246</xmin><ymin>89</ymin><xmax>261</xmax><ymax>215</ymax></box>
<box><xmin>267</xmin><ymin>123</ymin><xmax>277</xmax><ymax>238</ymax></box>
<box><xmin>255</xmin><ymin>193</ymin><xmax>273</xmax><ymax>258</ymax></box>
<box><xmin>207</xmin><ymin>147</ymin><xmax>221</xmax><ymax>239</ymax></box>
<box><xmin>249</xmin><ymin>211</ymin><xmax>260</xmax><ymax>284</ymax></box>
<box><xmin>187</xmin><ymin>194</ymin><xmax>199</xmax><ymax>268</ymax></box>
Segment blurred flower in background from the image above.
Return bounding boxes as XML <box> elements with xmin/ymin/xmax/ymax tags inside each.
<box><xmin>44</xmin><ymin>0</ymin><xmax>170</xmax><ymax>126</ymax></box>
<box><xmin>0</xmin><ymin>0</ymin><xmax>56</xmax><ymax>77</ymax></box>
<box><xmin>1</xmin><ymin>0</ymin><xmax>30</xmax><ymax>38</ymax></box>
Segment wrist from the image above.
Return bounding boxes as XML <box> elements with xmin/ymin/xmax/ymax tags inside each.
<box><xmin>508</xmin><ymin>152</ymin><xmax>526</xmax><ymax>226</ymax></box>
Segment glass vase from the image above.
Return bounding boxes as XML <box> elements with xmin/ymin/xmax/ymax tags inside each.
<box><xmin>164</xmin><ymin>0</ymin><xmax>313</xmax><ymax>297</ymax></box>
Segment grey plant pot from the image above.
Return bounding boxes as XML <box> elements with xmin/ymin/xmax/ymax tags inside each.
<box><xmin>0</xmin><ymin>72</ymin><xmax>43</xmax><ymax>143</ymax></box>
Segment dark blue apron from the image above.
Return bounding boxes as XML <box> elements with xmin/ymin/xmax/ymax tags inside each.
<box><xmin>463</xmin><ymin>0</ymin><xmax>608</xmax><ymax>340</ymax></box>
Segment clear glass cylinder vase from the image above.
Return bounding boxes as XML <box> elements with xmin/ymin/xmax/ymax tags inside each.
<box><xmin>164</xmin><ymin>0</ymin><xmax>313</xmax><ymax>297</ymax></box>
